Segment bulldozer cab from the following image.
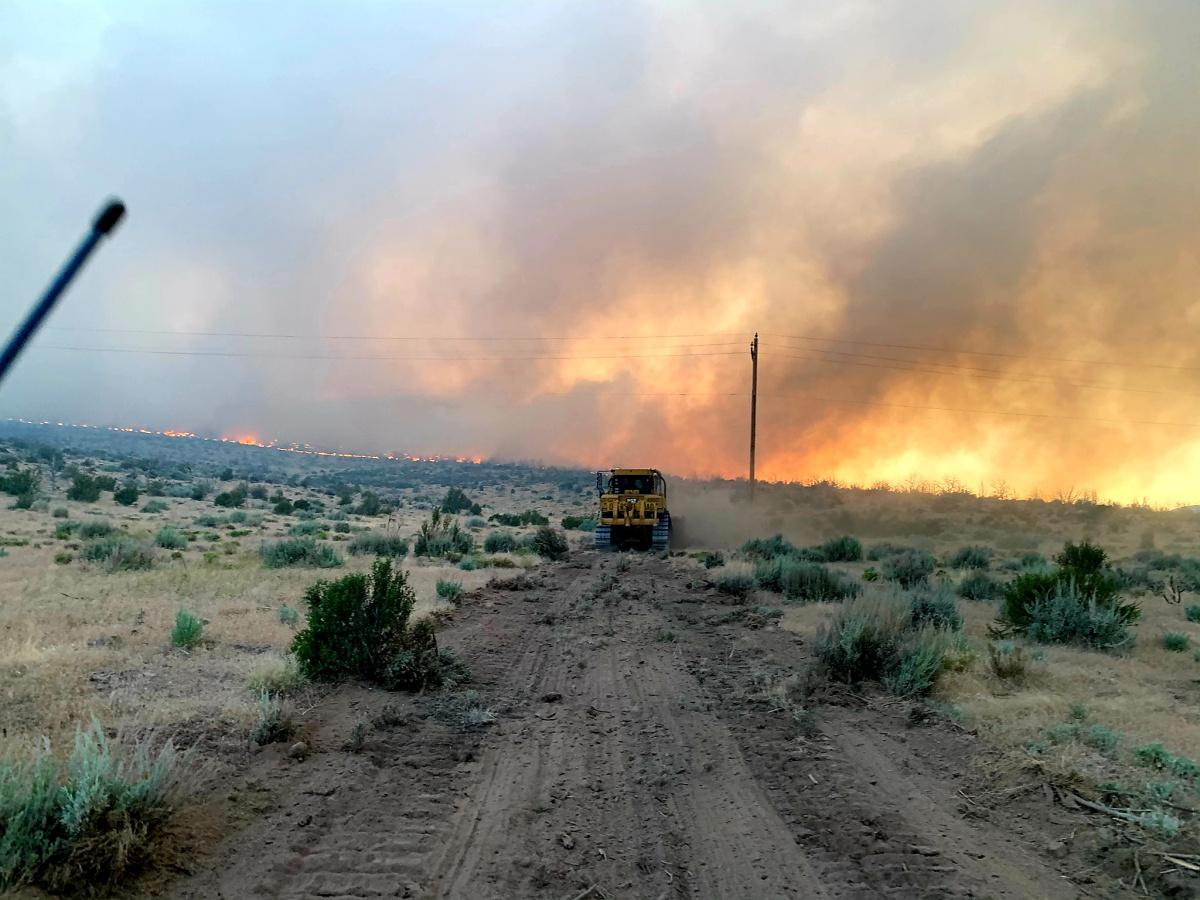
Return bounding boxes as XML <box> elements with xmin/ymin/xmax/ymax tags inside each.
<box><xmin>597</xmin><ymin>470</ymin><xmax>666</xmax><ymax>497</ymax></box>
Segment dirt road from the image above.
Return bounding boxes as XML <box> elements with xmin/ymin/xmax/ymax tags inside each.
<box><xmin>166</xmin><ymin>553</ymin><xmax>1104</xmax><ymax>899</ymax></box>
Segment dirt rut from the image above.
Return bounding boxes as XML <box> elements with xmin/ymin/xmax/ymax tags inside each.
<box><xmin>166</xmin><ymin>553</ymin><xmax>1088</xmax><ymax>899</ymax></box>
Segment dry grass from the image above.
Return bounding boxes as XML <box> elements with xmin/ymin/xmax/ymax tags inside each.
<box><xmin>0</xmin><ymin>485</ymin><xmax>576</xmax><ymax>755</ymax></box>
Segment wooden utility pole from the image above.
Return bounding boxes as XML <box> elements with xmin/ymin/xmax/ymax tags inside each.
<box><xmin>749</xmin><ymin>332</ymin><xmax>758</xmax><ymax>502</ymax></box>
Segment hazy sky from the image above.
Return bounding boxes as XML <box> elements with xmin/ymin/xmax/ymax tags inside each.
<box><xmin>2</xmin><ymin>1</ymin><xmax>1198</xmax><ymax>502</ymax></box>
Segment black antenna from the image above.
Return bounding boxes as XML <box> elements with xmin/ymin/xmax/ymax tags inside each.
<box><xmin>0</xmin><ymin>198</ymin><xmax>126</xmax><ymax>384</ymax></box>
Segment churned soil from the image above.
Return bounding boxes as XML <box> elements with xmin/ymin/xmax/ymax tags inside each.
<box><xmin>159</xmin><ymin>553</ymin><xmax>1164</xmax><ymax>899</ymax></box>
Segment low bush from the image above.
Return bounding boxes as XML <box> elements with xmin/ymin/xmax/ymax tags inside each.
<box><xmin>154</xmin><ymin>526</ymin><xmax>188</xmax><ymax>551</ymax></box>
<box><xmin>988</xmin><ymin>640</ymin><xmax>1033</xmax><ymax>681</ymax></box>
<box><xmin>1019</xmin><ymin>552</ymin><xmax>1048</xmax><ymax>569</ymax></box>
<box><xmin>65</xmin><ymin>472</ymin><xmax>103</xmax><ymax>503</ymax></box>
<box><xmin>488</xmin><ymin>510</ymin><xmax>548</xmax><ymax>527</ymax></box>
<box><xmin>1027</xmin><ymin>721</ymin><xmax>1124</xmax><ymax>758</ymax></box>
<box><xmin>259</xmin><ymin>538</ymin><xmax>344</xmax><ymax>569</ymax></box>
<box><xmin>414</xmin><ymin>509</ymin><xmax>474</xmax><ymax>558</ymax></box>
<box><xmin>715</xmin><ymin>572</ymin><xmax>756</xmax><ymax>599</ymax></box>
<box><xmin>655</xmin><ymin>627</ymin><xmax>678</xmax><ymax>643</ymax></box>
<box><xmin>194</xmin><ymin>514</ymin><xmax>225</xmax><ymax>528</ymax></box>
<box><xmin>1161</xmin><ymin>632</ymin><xmax>1190</xmax><ymax>652</ymax></box>
<box><xmin>529</xmin><ymin>525</ymin><xmax>569</xmax><ymax>561</ymax></box>
<box><xmin>702</xmin><ymin>551</ymin><xmax>725</xmax><ymax>569</ymax></box>
<box><xmin>908</xmin><ymin>581</ymin><xmax>962</xmax><ymax>630</ymax></box>
<box><xmin>291</xmin><ymin>559</ymin><xmax>462</xmax><ymax>691</ymax></box>
<box><xmin>246</xmin><ymin>654</ymin><xmax>303</xmax><ymax>693</ymax></box>
<box><xmin>82</xmin><ymin>536</ymin><xmax>155</xmax><ymax>572</ymax></box>
<box><xmin>814</xmin><ymin>589</ymin><xmax>957</xmax><ymax>698</ymax></box>
<box><xmin>561</xmin><ymin>515</ymin><xmax>596</xmax><ymax>531</ymax></box>
<box><xmin>277</xmin><ymin>605</ymin><xmax>299</xmax><ymax>626</ymax></box>
<box><xmin>171</xmin><ymin>610</ymin><xmax>204</xmax><ymax>648</ymax></box>
<box><xmin>741</xmin><ymin>534</ymin><xmax>802</xmax><ymax>561</ymax></box>
<box><xmin>436</xmin><ymin>579</ymin><xmax>465</xmax><ymax>602</ymax></box>
<box><xmin>51</xmin><ymin>507</ymin><xmax>68</xmax><ymax>518</ymax></box>
<box><xmin>0</xmin><ymin>720</ymin><xmax>185</xmax><ymax>894</ymax></box>
<box><xmin>947</xmin><ymin>545</ymin><xmax>992</xmax><ymax>570</ymax></box>
<box><xmin>113</xmin><ymin>485</ymin><xmax>139</xmax><ymax>507</ymax></box>
<box><xmin>880</xmin><ymin>549</ymin><xmax>935</xmax><ymax>588</ymax></box>
<box><xmin>441</xmin><ymin>487</ymin><xmax>481</xmax><ymax>515</ymax></box>
<box><xmin>78</xmin><ymin>519</ymin><xmax>115</xmax><ymax>539</ymax></box>
<box><xmin>288</xmin><ymin>521</ymin><xmax>326</xmax><ymax>536</ymax></box>
<box><xmin>1020</xmin><ymin>581</ymin><xmax>1135</xmax><ymax>650</ymax></box>
<box><xmin>54</xmin><ymin>551</ymin><xmax>72</xmax><ymax>565</ymax></box>
<box><xmin>866</xmin><ymin>542</ymin><xmax>919</xmax><ymax>561</ymax></box>
<box><xmin>347</xmin><ymin>531</ymin><xmax>408</xmax><ymax>557</ymax></box>
<box><xmin>213</xmin><ymin>488</ymin><xmax>246</xmax><ymax>508</ymax></box>
<box><xmin>250</xmin><ymin>691</ymin><xmax>293</xmax><ymax>745</ymax></box>
<box><xmin>818</xmin><ymin>535</ymin><xmax>863</xmax><ymax>563</ymax></box>
<box><xmin>755</xmin><ymin>557</ymin><xmax>859</xmax><ymax>603</ymax></box>
<box><xmin>1184</xmin><ymin>605</ymin><xmax>1200</xmax><ymax>623</ymax></box>
<box><xmin>957</xmin><ymin>572</ymin><xmax>1001</xmax><ymax>602</ymax></box>
<box><xmin>483</xmin><ymin>531</ymin><xmax>517</xmax><ymax>553</ymax></box>
<box><xmin>273</xmin><ymin>498</ymin><xmax>294</xmax><ymax>515</ymax></box>
<box><xmin>140</xmin><ymin>500</ymin><xmax>168</xmax><ymax>514</ymax></box>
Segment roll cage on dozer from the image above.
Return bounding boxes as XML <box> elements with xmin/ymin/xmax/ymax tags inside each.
<box><xmin>593</xmin><ymin>468</ymin><xmax>670</xmax><ymax>551</ymax></box>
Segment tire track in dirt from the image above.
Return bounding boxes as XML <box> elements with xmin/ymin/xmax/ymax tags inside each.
<box><xmin>166</xmin><ymin>552</ymin><xmax>1091</xmax><ymax>899</ymax></box>
<box><xmin>426</xmin><ymin>557</ymin><xmax>822</xmax><ymax>899</ymax></box>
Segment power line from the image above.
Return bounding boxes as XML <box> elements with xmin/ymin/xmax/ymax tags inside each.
<box><xmin>34</xmin><ymin>345</ymin><xmax>746</xmax><ymax>362</ymax></box>
<box><xmin>761</xmin><ymin>349</ymin><xmax>1200</xmax><ymax>399</ymax></box>
<box><xmin>767</xmin><ymin>332</ymin><xmax>1200</xmax><ymax>373</ymax></box>
<box><xmin>44</xmin><ymin>326</ymin><xmax>752</xmax><ymax>342</ymax></box>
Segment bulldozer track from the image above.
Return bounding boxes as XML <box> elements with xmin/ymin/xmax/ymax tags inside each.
<box><xmin>167</xmin><ymin>554</ymin><xmax>1092</xmax><ymax>899</ymax></box>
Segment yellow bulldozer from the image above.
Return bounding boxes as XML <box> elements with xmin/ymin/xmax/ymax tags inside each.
<box><xmin>593</xmin><ymin>468</ymin><xmax>671</xmax><ymax>551</ymax></box>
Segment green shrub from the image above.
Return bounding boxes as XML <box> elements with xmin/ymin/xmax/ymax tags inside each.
<box><xmin>530</xmin><ymin>525</ymin><xmax>569</xmax><ymax>561</ymax></box>
<box><xmin>1133</xmin><ymin>742</ymin><xmax>1173</xmax><ymax>769</ymax></box>
<box><xmin>0</xmin><ymin>720</ymin><xmax>184</xmax><ymax>894</ymax></box>
<box><xmin>213</xmin><ymin>487</ymin><xmax>246</xmax><ymax>508</ymax></box>
<box><xmin>1184</xmin><ymin>605</ymin><xmax>1200</xmax><ymax>623</ymax></box>
<box><xmin>193</xmin><ymin>514</ymin><xmax>225</xmax><ymax>528</ymax></box>
<box><xmin>436</xmin><ymin>579</ymin><xmax>465</xmax><ymax>602</ymax></box>
<box><xmin>334</xmin><ymin>521</ymin><xmax>351</xmax><ymax>533</ymax></box>
<box><xmin>1020</xmin><ymin>581</ymin><xmax>1135</xmax><ymax>650</ymax></box>
<box><xmin>278</xmin><ymin>605</ymin><xmax>299</xmax><ymax>626</ymax></box>
<box><xmin>1019</xmin><ymin>552</ymin><xmax>1048</xmax><ymax>569</ymax></box>
<box><xmin>818</xmin><ymin>535</ymin><xmax>863</xmax><ymax>562</ymax></box>
<box><xmin>288</xmin><ymin>520</ymin><xmax>325</xmax><ymax>536</ymax></box>
<box><xmin>82</xmin><ymin>536</ymin><xmax>155</xmax><ymax>572</ymax></box>
<box><xmin>862</xmin><ymin>567</ymin><xmax>879</xmax><ymax>582</ymax></box>
<box><xmin>741</xmin><ymin>534</ymin><xmax>801</xmax><ymax>561</ymax></box>
<box><xmin>880</xmin><ymin>549</ymin><xmax>934</xmax><ymax>588</ymax></box>
<box><xmin>0</xmin><ymin>466</ymin><xmax>40</xmax><ymax>497</ymax></box>
<box><xmin>250</xmin><ymin>691</ymin><xmax>293</xmax><ymax>745</ymax></box>
<box><xmin>866</xmin><ymin>542</ymin><xmax>918</xmax><ymax>562</ymax></box>
<box><xmin>171</xmin><ymin>610</ymin><xmax>204</xmax><ymax>648</ymax></box>
<box><xmin>561</xmin><ymin>515</ymin><xmax>596</xmax><ymax>531</ymax></box>
<box><xmin>441</xmin><ymin>487</ymin><xmax>481</xmax><ymax>515</ymax></box>
<box><xmin>356</xmin><ymin>490</ymin><xmax>383</xmax><ymax>516</ymax></box>
<box><xmin>948</xmin><ymin>545</ymin><xmax>992</xmax><ymax>570</ymax></box>
<box><xmin>755</xmin><ymin>557</ymin><xmax>859</xmax><ymax>602</ymax></box>
<box><xmin>53</xmin><ymin>551</ymin><xmax>72</xmax><ymax>565</ymax></box>
<box><xmin>65</xmin><ymin>472</ymin><xmax>103</xmax><ymax>503</ymax></box>
<box><xmin>488</xmin><ymin>510</ymin><xmax>548</xmax><ymax>527</ymax></box>
<box><xmin>113</xmin><ymin>485</ymin><xmax>139</xmax><ymax>507</ymax></box>
<box><xmin>273</xmin><ymin>498</ymin><xmax>294</xmax><ymax>515</ymax></box>
<box><xmin>51</xmin><ymin>507</ymin><xmax>68</xmax><ymax>518</ymax></box>
<box><xmin>1161</xmin><ymin>632</ymin><xmax>1190</xmax><ymax>652</ymax></box>
<box><xmin>655</xmin><ymin>627</ymin><xmax>678</xmax><ymax>643</ymax></box>
<box><xmin>702</xmin><ymin>551</ymin><xmax>725</xmax><ymax>569</ymax></box>
<box><xmin>814</xmin><ymin>590</ymin><xmax>957</xmax><ymax>697</ymax></box>
<box><xmin>458</xmin><ymin>556</ymin><xmax>477</xmax><ymax>571</ymax></box>
<box><xmin>484</xmin><ymin>531</ymin><xmax>517</xmax><ymax>553</ymax></box>
<box><xmin>908</xmin><ymin>582</ymin><xmax>962</xmax><ymax>630</ymax></box>
<box><xmin>414</xmin><ymin>509</ymin><xmax>474</xmax><ymax>558</ymax></box>
<box><xmin>883</xmin><ymin>632</ymin><xmax>949</xmax><ymax>698</ymax></box>
<box><xmin>140</xmin><ymin>500</ymin><xmax>168</xmax><ymax>513</ymax></box>
<box><xmin>78</xmin><ymin>519</ymin><xmax>115</xmax><ymax>539</ymax></box>
<box><xmin>291</xmin><ymin>559</ymin><xmax>460</xmax><ymax>690</ymax></box>
<box><xmin>347</xmin><ymin>532</ymin><xmax>408</xmax><ymax>557</ymax></box>
<box><xmin>988</xmin><ymin>640</ymin><xmax>1032</xmax><ymax>680</ymax></box>
<box><xmin>154</xmin><ymin>527</ymin><xmax>188</xmax><ymax>551</ymax></box>
<box><xmin>957</xmin><ymin>572</ymin><xmax>1000</xmax><ymax>602</ymax></box>
<box><xmin>259</xmin><ymin>538</ymin><xmax>344</xmax><ymax>569</ymax></box>
<box><xmin>716</xmin><ymin>572</ymin><xmax>756</xmax><ymax>599</ymax></box>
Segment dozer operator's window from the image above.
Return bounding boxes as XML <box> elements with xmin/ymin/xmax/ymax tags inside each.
<box><xmin>611</xmin><ymin>474</ymin><xmax>655</xmax><ymax>494</ymax></box>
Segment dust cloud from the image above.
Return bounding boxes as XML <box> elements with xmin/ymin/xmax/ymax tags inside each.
<box><xmin>1</xmin><ymin>2</ymin><xmax>1198</xmax><ymax>503</ymax></box>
